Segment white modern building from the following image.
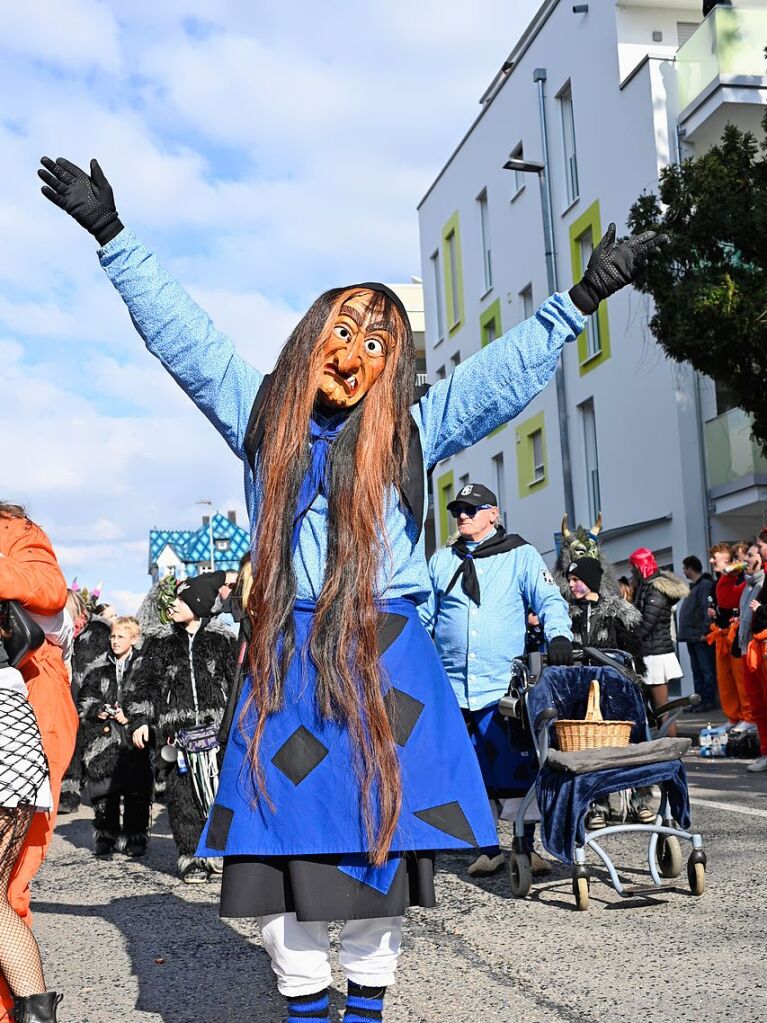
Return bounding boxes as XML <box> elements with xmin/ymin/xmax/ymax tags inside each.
<box><xmin>417</xmin><ymin>0</ymin><xmax>767</xmax><ymax>582</ymax></box>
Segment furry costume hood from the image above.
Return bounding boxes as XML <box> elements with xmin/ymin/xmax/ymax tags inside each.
<box><xmin>648</xmin><ymin>571</ymin><xmax>689</xmax><ymax>603</ymax></box>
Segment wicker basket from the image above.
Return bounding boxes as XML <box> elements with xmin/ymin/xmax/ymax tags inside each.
<box><xmin>554</xmin><ymin>679</ymin><xmax>633</xmax><ymax>752</ymax></box>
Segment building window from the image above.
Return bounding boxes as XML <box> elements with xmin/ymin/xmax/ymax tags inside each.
<box><xmin>677</xmin><ymin>21</ymin><xmax>698</xmax><ymax>47</ymax></box>
<box><xmin>569</xmin><ymin>200</ymin><xmax>611</xmax><ymax>375</ymax></box>
<box><xmin>450</xmin><ymin>351</ymin><xmax>461</xmax><ymax>372</ymax></box>
<box><xmin>459</xmin><ymin>473</ymin><xmax>470</xmax><ymax>492</ymax></box>
<box><xmin>580</xmin><ymin>398</ymin><xmax>601</xmax><ymax>523</ymax></box>
<box><xmin>430</xmin><ymin>249</ymin><xmax>444</xmax><ymax>344</ymax></box>
<box><xmin>477</xmin><ymin>189</ymin><xmax>493</xmax><ymax>292</ymax></box>
<box><xmin>436</xmin><ymin>365</ymin><xmax>446</xmax><ymax>381</ymax></box>
<box><xmin>492</xmin><ymin>453</ymin><xmax>507</xmax><ymax>529</ymax></box>
<box><xmin>516</xmin><ymin>411</ymin><xmax>549</xmax><ymax>497</ymax></box>
<box><xmin>437</xmin><ymin>470</ymin><xmax>455</xmax><ymax>546</ymax></box>
<box><xmin>214</xmin><ymin>539</ymin><xmax>231</xmax><ymax>552</ymax></box>
<box><xmin>520</xmin><ymin>284</ymin><xmax>534</xmax><ymax>321</ymax></box>
<box><xmin>578</xmin><ymin>229</ymin><xmax>601</xmax><ymax>359</ymax></box>
<box><xmin>510</xmin><ymin>142</ymin><xmax>525</xmax><ymax>197</ymax></box>
<box><xmin>531</xmin><ymin>430</ymin><xmax>545</xmax><ymax>483</ymax></box>
<box><xmin>559</xmin><ymin>82</ymin><xmax>579</xmax><ymax>206</ymax></box>
<box><xmin>480</xmin><ymin>298</ymin><xmax>502</xmax><ymax>348</ymax></box>
<box><xmin>441</xmin><ymin>212</ymin><xmax>464</xmax><ymax>332</ymax></box>
<box><xmin>446</xmin><ymin>230</ymin><xmax>460</xmax><ymax>325</ymax></box>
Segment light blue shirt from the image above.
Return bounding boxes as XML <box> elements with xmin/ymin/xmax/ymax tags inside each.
<box><xmin>419</xmin><ymin>533</ymin><xmax>573</xmax><ymax>710</ymax></box>
<box><xmin>98</xmin><ymin>230</ymin><xmax>585</xmax><ymax>603</ymax></box>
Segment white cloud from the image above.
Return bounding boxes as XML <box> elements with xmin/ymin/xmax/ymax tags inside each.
<box><xmin>1</xmin><ymin>0</ymin><xmax>543</xmax><ymax>603</ymax></box>
<box><xmin>0</xmin><ymin>0</ymin><xmax>121</xmax><ymax>72</ymax></box>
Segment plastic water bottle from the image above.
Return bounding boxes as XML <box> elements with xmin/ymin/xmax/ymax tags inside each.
<box><xmin>699</xmin><ymin>722</ymin><xmax>714</xmax><ymax>757</ymax></box>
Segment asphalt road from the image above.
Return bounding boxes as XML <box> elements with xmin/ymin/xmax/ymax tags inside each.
<box><xmin>33</xmin><ymin>754</ymin><xmax>767</xmax><ymax>1023</ymax></box>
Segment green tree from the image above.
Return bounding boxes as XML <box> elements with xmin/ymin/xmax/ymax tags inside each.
<box><xmin>628</xmin><ymin>111</ymin><xmax>767</xmax><ymax>448</ymax></box>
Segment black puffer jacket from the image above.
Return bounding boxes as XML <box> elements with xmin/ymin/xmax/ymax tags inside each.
<box><xmin>78</xmin><ymin>650</ymin><xmax>152</xmax><ymax>797</ymax></box>
<box><xmin>125</xmin><ymin>622</ymin><xmax>237</xmax><ymax>743</ymax></box>
<box><xmin>568</xmin><ymin>593</ymin><xmax>646</xmax><ymax>675</ymax></box>
<box><xmin>634</xmin><ymin>571</ymin><xmax>689</xmax><ymax>657</ymax></box>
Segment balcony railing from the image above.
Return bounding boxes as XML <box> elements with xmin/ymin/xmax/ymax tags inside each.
<box><xmin>705</xmin><ymin>407</ymin><xmax>767</xmax><ymax>491</ymax></box>
<box><xmin>676</xmin><ymin>7</ymin><xmax>767</xmax><ymax>113</ymax></box>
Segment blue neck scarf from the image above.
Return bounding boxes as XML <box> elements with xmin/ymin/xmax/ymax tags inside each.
<box><xmin>291</xmin><ymin>409</ymin><xmax>350</xmax><ymax>550</ymax></box>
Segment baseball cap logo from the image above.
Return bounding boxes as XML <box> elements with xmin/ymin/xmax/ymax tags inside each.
<box><xmin>460</xmin><ymin>485</ymin><xmax>473</xmax><ymax>496</ymax></box>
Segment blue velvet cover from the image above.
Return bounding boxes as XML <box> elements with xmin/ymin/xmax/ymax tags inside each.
<box><xmin>197</xmin><ymin>599</ymin><xmax>497</xmax><ymax>867</ymax></box>
<box><xmin>527</xmin><ymin>666</ymin><xmax>692</xmax><ymax>864</ymax></box>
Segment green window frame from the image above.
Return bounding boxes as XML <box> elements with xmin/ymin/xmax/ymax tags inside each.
<box><xmin>441</xmin><ymin>212</ymin><xmax>465</xmax><ymax>335</ymax></box>
<box><xmin>436</xmin><ymin>469</ymin><xmax>455</xmax><ymax>546</ymax></box>
<box><xmin>480</xmin><ymin>298</ymin><xmax>502</xmax><ymax>348</ymax></box>
<box><xmin>569</xmin><ymin>200</ymin><xmax>611</xmax><ymax>375</ymax></box>
<box><xmin>481</xmin><ymin>298</ymin><xmax>505</xmax><ymax>434</ymax></box>
<box><xmin>515</xmin><ymin>411</ymin><xmax>549</xmax><ymax>497</ymax></box>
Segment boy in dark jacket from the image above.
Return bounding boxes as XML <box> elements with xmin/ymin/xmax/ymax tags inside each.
<box><xmin>679</xmin><ymin>555</ymin><xmax>717</xmax><ymax>712</ymax></box>
<box><xmin>78</xmin><ymin>616</ymin><xmax>152</xmax><ymax>857</ymax></box>
<box><xmin>127</xmin><ymin>572</ymin><xmax>237</xmax><ymax>883</ymax></box>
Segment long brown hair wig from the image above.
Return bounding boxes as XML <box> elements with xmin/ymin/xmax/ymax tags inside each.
<box><xmin>243</xmin><ymin>287</ymin><xmax>415</xmax><ymax>865</ymax></box>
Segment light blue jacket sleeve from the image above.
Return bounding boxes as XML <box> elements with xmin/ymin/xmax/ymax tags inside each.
<box><xmin>417</xmin><ymin>551</ymin><xmax>441</xmax><ymax>634</ymax></box>
<box><xmin>98</xmin><ymin>229</ymin><xmax>263</xmax><ymax>459</ymax></box>
<box><xmin>412</xmin><ymin>294</ymin><xmax>585</xmax><ymax>468</ymax></box>
<box><xmin>521</xmin><ymin>547</ymin><xmax>573</xmax><ymax>643</ymax></box>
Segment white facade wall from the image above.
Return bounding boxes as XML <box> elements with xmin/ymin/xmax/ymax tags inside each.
<box><xmin>418</xmin><ymin>0</ymin><xmax>712</xmax><ymax>575</ymax></box>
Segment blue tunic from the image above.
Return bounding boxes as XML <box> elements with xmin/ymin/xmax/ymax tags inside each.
<box><xmin>96</xmin><ymin>230</ymin><xmax>586</xmax><ymax>869</ymax></box>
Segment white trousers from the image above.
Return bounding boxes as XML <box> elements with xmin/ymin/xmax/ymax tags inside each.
<box><xmin>259</xmin><ymin>912</ymin><xmax>404</xmax><ymax>997</ymax></box>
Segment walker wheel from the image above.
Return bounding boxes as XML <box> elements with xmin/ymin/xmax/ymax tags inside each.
<box><xmin>509</xmin><ymin>852</ymin><xmax>532</xmax><ymax>898</ymax></box>
<box><xmin>688</xmin><ymin>859</ymin><xmax>706</xmax><ymax>896</ymax></box>
<box><xmin>573</xmin><ymin>875</ymin><xmax>590</xmax><ymax>911</ymax></box>
<box><xmin>656</xmin><ymin>836</ymin><xmax>683</xmax><ymax>878</ymax></box>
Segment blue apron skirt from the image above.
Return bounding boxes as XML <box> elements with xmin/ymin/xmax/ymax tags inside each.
<box><xmin>197</xmin><ymin>599</ymin><xmax>496</xmax><ymax>921</ymax></box>
<box><xmin>462</xmin><ymin>703</ymin><xmax>538</xmax><ymax>800</ymax></box>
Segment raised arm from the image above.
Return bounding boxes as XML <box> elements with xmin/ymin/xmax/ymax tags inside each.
<box><xmin>415</xmin><ymin>223</ymin><xmax>667</xmax><ymax>467</ymax></box>
<box><xmin>415</xmin><ymin>293</ymin><xmax>584</xmax><ymax>467</ymax></box>
<box><xmin>38</xmin><ymin>156</ymin><xmax>262</xmax><ymax>459</ymax></box>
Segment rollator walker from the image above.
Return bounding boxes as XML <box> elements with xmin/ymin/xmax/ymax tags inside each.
<box><xmin>499</xmin><ymin>647</ymin><xmax>706</xmax><ymax>910</ymax></box>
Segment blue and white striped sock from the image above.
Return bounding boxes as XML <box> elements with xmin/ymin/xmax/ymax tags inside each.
<box><xmin>286</xmin><ymin>988</ymin><xmax>330</xmax><ymax>1022</ymax></box>
<box><xmin>344</xmin><ymin>981</ymin><xmax>386</xmax><ymax>1022</ymax></box>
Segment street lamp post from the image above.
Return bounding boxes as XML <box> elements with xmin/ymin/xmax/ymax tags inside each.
<box><xmin>195</xmin><ymin>500</ymin><xmax>216</xmax><ymax>572</ymax></box>
<box><xmin>504</xmin><ymin>150</ymin><xmax>576</xmax><ymax>525</ymax></box>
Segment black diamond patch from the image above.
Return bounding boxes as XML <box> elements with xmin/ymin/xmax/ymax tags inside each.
<box><xmin>271</xmin><ymin>726</ymin><xmax>329</xmax><ymax>785</ymax></box>
<box><xmin>377</xmin><ymin>612</ymin><xmax>408</xmax><ymax>655</ymax></box>
<box><xmin>485</xmin><ymin>740</ymin><xmax>499</xmax><ymax>766</ymax></box>
<box><xmin>413</xmin><ymin>801</ymin><xmax>478</xmax><ymax>847</ymax></box>
<box><xmin>383</xmin><ymin>687</ymin><xmax>425</xmax><ymax>747</ymax></box>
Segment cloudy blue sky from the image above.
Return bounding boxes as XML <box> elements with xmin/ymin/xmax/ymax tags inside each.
<box><xmin>1</xmin><ymin>0</ymin><xmax>541</xmax><ymax>612</ymax></box>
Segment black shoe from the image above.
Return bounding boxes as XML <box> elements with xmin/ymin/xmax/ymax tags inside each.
<box><xmin>180</xmin><ymin>861</ymin><xmax>209</xmax><ymax>884</ymax></box>
<box><xmin>125</xmin><ymin>837</ymin><xmax>147</xmax><ymax>858</ymax></box>
<box><xmin>94</xmin><ymin>836</ymin><xmax>116</xmax><ymax>858</ymax></box>
<box><xmin>57</xmin><ymin>792</ymin><xmax>80</xmax><ymax>815</ymax></box>
<box><xmin>12</xmin><ymin>992</ymin><xmax>63</xmax><ymax>1022</ymax></box>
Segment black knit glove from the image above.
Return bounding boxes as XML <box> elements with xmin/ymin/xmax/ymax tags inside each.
<box><xmin>547</xmin><ymin>636</ymin><xmax>574</xmax><ymax>667</ymax></box>
<box><xmin>569</xmin><ymin>223</ymin><xmax>668</xmax><ymax>316</ymax></box>
<box><xmin>38</xmin><ymin>156</ymin><xmax>123</xmax><ymax>246</ymax></box>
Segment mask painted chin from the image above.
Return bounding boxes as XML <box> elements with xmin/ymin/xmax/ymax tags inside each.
<box><xmin>318</xmin><ymin>367</ymin><xmax>370</xmax><ymax>408</ymax></box>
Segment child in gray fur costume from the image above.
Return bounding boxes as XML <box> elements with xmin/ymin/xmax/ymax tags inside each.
<box><xmin>126</xmin><ymin>572</ymin><xmax>237</xmax><ymax>883</ymax></box>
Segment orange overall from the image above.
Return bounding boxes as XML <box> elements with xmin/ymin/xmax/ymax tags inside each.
<box><xmin>0</xmin><ymin>515</ymin><xmax>78</xmax><ymax>1018</ymax></box>
<box><xmin>709</xmin><ymin>574</ymin><xmax>754</xmax><ymax>724</ymax></box>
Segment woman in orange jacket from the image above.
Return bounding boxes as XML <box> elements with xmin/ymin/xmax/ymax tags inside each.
<box><xmin>0</xmin><ymin>504</ymin><xmax>78</xmax><ymax>1022</ymax></box>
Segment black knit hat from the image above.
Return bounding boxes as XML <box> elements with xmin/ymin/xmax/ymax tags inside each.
<box><xmin>177</xmin><ymin>570</ymin><xmax>227</xmax><ymax>619</ymax></box>
<box><xmin>567</xmin><ymin>557</ymin><xmax>604</xmax><ymax>595</ymax></box>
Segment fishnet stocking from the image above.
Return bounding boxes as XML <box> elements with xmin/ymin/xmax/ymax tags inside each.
<box><xmin>0</xmin><ymin>807</ymin><xmax>45</xmax><ymax>996</ymax></box>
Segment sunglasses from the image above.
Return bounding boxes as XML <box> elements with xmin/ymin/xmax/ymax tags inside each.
<box><xmin>450</xmin><ymin>504</ymin><xmax>492</xmax><ymax>519</ymax></box>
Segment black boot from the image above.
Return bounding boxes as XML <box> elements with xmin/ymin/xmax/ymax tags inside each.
<box><xmin>12</xmin><ymin>992</ymin><xmax>63</xmax><ymax>1022</ymax></box>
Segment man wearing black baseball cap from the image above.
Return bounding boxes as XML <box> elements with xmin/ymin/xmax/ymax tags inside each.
<box><xmin>421</xmin><ymin>481</ymin><xmax>573</xmax><ymax>876</ymax></box>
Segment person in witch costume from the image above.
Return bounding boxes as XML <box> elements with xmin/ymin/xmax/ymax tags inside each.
<box><xmin>420</xmin><ymin>482</ymin><xmax>573</xmax><ymax>877</ymax></box>
<box><xmin>38</xmin><ymin>153</ymin><xmax>666</xmax><ymax>1022</ymax></box>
